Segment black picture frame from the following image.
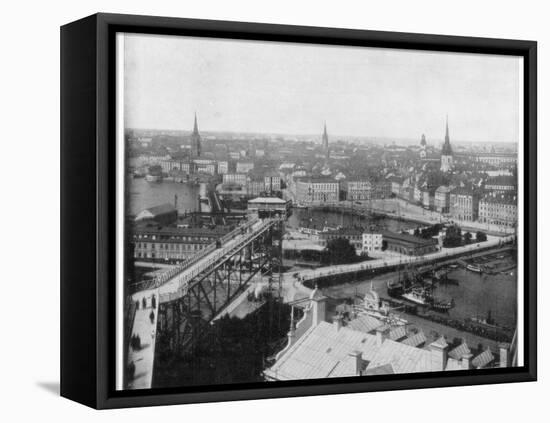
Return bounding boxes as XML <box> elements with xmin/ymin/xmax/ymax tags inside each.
<box><xmin>60</xmin><ymin>12</ymin><xmax>537</xmax><ymax>409</ymax></box>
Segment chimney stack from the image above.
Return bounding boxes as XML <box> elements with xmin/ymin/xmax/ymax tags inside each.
<box><xmin>461</xmin><ymin>353</ymin><xmax>473</xmax><ymax>370</ymax></box>
<box><xmin>349</xmin><ymin>351</ymin><xmax>363</xmax><ymax>376</ymax></box>
<box><xmin>310</xmin><ymin>289</ymin><xmax>328</xmax><ymax>327</ymax></box>
<box><xmin>499</xmin><ymin>343</ymin><xmax>511</xmax><ymax>368</ymax></box>
<box><xmin>333</xmin><ymin>314</ymin><xmax>343</xmax><ymax>332</ymax></box>
<box><xmin>429</xmin><ymin>336</ymin><xmax>449</xmax><ymax>371</ymax></box>
<box><xmin>287</xmin><ymin>326</ymin><xmax>296</xmax><ymax>347</ymax></box>
<box><xmin>375</xmin><ymin>325</ymin><xmax>390</xmax><ymax>347</ymax></box>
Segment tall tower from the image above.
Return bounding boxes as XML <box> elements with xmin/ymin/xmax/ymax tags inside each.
<box><xmin>440</xmin><ymin>116</ymin><xmax>453</xmax><ymax>172</ymax></box>
<box><xmin>190</xmin><ymin>112</ymin><xmax>201</xmax><ymax>157</ymax></box>
<box><xmin>420</xmin><ymin>134</ymin><xmax>427</xmax><ymax>159</ymax></box>
<box><xmin>322</xmin><ymin>122</ymin><xmax>329</xmax><ymax>160</ymax></box>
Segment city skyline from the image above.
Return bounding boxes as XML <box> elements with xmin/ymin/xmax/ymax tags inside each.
<box><xmin>123</xmin><ymin>33</ymin><xmax>522</xmax><ymax>143</ymax></box>
<box><xmin>126</xmin><ymin>117</ymin><xmax>518</xmax><ymax>148</ymax></box>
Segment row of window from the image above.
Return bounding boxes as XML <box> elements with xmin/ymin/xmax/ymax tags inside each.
<box><xmin>480</xmin><ymin>204</ymin><xmax>516</xmax><ymax>210</ymax></box>
<box><xmin>135</xmin><ymin>242</ymin><xmax>206</xmax><ymax>251</ymax></box>
<box><xmin>134</xmin><ymin>234</ymin><xmax>215</xmax><ymax>242</ymax></box>
<box><xmin>479</xmin><ymin>212</ymin><xmax>517</xmax><ymax>218</ymax></box>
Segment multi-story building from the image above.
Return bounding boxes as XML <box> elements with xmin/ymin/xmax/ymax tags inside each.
<box><xmin>434</xmin><ymin>186</ymin><xmax>452</xmax><ymax>213</ymax></box>
<box><xmin>132</xmin><ymin>224</ymin><xmax>232</xmax><ymax>261</ymax></box>
<box><xmin>236</xmin><ymin>161</ymin><xmax>255</xmax><ymax>173</ymax></box>
<box><xmin>247</xmin><ymin>178</ymin><xmax>265</xmax><ymax>197</ymax></box>
<box><xmin>382</xmin><ymin>231</ymin><xmax>438</xmax><ymax>256</ymax></box>
<box><xmin>247</xmin><ymin>196</ymin><xmax>292</xmax><ymax>219</ymax></box>
<box><xmin>217</xmin><ymin>160</ymin><xmax>229</xmax><ymax>174</ymax></box>
<box><xmin>346</xmin><ymin>180</ymin><xmax>372</xmax><ymax>201</ymax></box>
<box><xmin>421</xmin><ymin>188</ymin><xmax>433</xmax><ymax>209</ymax></box>
<box><xmin>295</xmin><ymin>177</ymin><xmax>340</xmax><ymax>205</ymax></box>
<box><xmin>264</xmin><ymin>173</ymin><xmax>282</xmax><ymax>193</ymax></box>
<box><xmin>484</xmin><ymin>175</ymin><xmax>517</xmax><ymax>192</ymax></box>
<box><xmin>413</xmin><ymin>184</ymin><xmax>423</xmax><ymax>203</ymax></box>
<box><xmin>478</xmin><ymin>194</ymin><xmax>517</xmax><ymax>227</ymax></box>
<box><xmin>160</xmin><ymin>158</ymin><xmax>194</xmax><ymax>174</ymax></box>
<box><xmin>136</xmin><ymin>154</ymin><xmax>171</xmax><ymax>168</ymax></box>
<box><xmin>476</xmin><ymin>152</ymin><xmax>517</xmax><ymax>167</ymax></box>
<box><xmin>319</xmin><ymin>228</ymin><xmax>363</xmax><ymax>252</ymax></box>
<box><xmin>362</xmin><ymin>233</ymin><xmax>383</xmax><ymax>254</ymax></box>
<box><xmin>223</xmin><ymin>173</ymin><xmax>247</xmax><ymax>186</ymax></box>
<box><xmin>196</xmin><ymin>162</ymin><xmax>216</xmax><ymax>175</ymax></box>
<box><xmin>449</xmin><ymin>188</ymin><xmax>479</xmax><ymax>222</ymax></box>
<box><xmin>371</xmin><ymin>180</ymin><xmax>391</xmax><ymax>199</ymax></box>
<box><xmin>388</xmin><ymin>176</ymin><xmax>403</xmax><ymax>196</ymax></box>
<box><xmin>400</xmin><ymin>178</ymin><xmax>414</xmax><ymax>201</ymax></box>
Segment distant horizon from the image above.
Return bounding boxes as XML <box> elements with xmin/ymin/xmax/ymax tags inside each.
<box><xmin>123</xmin><ymin>33</ymin><xmax>522</xmax><ymax>144</ymax></box>
<box><xmin>126</xmin><ymin>125</ymin><xmax>519</xmax><ymax>146</ymax></box>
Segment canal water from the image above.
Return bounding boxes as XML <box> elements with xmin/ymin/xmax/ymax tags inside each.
<box><xmin>436</xmin><ymin>267</ymin><xmax>517</xmax><ymax>329</ymax></box>
<box><xmin>287</xmin><ymin>208</ymin><xmax>418</xmax><ymax>233</ymax></box>
<box><xmin>127</xmin><ymin>177</ymin><xmax>200</xmax><ymax>216</ymax></box>
<box><xmin>321</xmin><ymin>261</ymin><xmax>518</xmax><ymax>332</ymax></box>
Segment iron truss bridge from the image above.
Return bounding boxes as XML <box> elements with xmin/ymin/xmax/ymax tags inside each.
<box><xmin>125</xmin><ymin>217</ymin><xmax>283</xmax><ymax>389</ymax></box>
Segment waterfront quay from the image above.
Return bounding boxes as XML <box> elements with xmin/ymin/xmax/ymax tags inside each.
<box><xmin>315</xmin><ymin>245</ymin><xmax>516</xmax><ymax>350</ymax></box>
<box><xmin>283</xmin><ymin>234</ymin><xmax>514</xmax><ymax>287</ymax></box>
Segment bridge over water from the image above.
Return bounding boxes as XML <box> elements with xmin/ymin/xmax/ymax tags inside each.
<box><xmin>125</xmin><ymin>217</ymin><xmax>283</xmax><ymax>390</ymax></box>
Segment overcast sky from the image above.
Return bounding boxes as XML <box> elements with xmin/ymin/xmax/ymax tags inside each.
<box><xmin>123</xmin><ymin>33</ymin><xmax>522</xmax><ymax>143</ymax></box>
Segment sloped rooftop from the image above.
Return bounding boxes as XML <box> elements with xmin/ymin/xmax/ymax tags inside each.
<box><xmin>472</xmin><ymin>348</ymin><xmax>495</xmax><ymax>368</ymax></box>
<box><xmin>448</xmin><ymin>342</ymin><xmax>471</xmax><ymax>361</ymax></box>
<box><xmin>265</xmin><ymin>322</ymin><xmax>378</xmax><ymax>381</ymax></box>
<box><xmin>347</xmin><ymin>315</ymin><xmax>383</xmax><ymax>334</ymax></box>
<box><xmin>401</xmin><ymin>332</ymin><xmax>427</xmax><ymax>348</ymax></box>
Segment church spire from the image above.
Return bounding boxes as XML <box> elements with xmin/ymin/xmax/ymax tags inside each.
<box><xmin>445</xmin><ymin>114</ymin><xmax>449</xmax><ymax>144</ymax></box>
<box><xmin>440</xmin><ymin>115</ymin><xmax>453</xmax><ymax>172</ymax></box>
<box><xmin>322</xmin><ymin>121</ymin><xmax>329</xmax><ymax>160</ymax></box>
<box><xmin>191</xmin><ymin>112</ymin><xmax>201</xmax><ymax>157</ymax></box>
<box><xmin>441</xmin><ymin>115</ymin><xmax>452</xmax><ymax>155</ymax></box>
<box><xmin>193</xmin><ymin>112</ymin><xmax>199</xmax><ymax>134</ymax></box>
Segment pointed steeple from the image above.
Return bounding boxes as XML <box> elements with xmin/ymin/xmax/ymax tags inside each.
<box><xmin>193</xmin><ymin>112</ymin><xmax>199</xmax><ymax>134</ymax></box>
<box><xmin>440</xmin><ymin>115</ymin><xmax>453</xmax><ymax>172</ymax></box>
<box><xmin>441</xmin><ymin>115</ymin><xmax>452</xmax><ymax>156</ymax></box>
<box><xmin>190</xmin><ymin>112</ymin><xmax>201</xmax><ymax>157</ymax></box>
<box><xmin>322</xmin><ymin>121</ymin><xmax>329</xmax><ymax>160</ymax></box>
<box><xmin>444</xmin><ymin>114</ymin><xmax>450</xmax><ymax>144</ymax></box>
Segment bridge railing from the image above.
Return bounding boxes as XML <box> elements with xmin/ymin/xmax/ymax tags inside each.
<box><xmin>156</xmin><ymin>218</ymin><xmax>280</xmax><ymax>300</ymax></box>
<box><xmin>129</xmin><ymin>217</ymin><xmax>263</xmax><ymax>295</ymax></box>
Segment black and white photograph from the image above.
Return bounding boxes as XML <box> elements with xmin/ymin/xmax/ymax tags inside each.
<box><xmin>117</xmin><ymin>32</ymin><xmax>524</xmax><ymax>391</ymax></box>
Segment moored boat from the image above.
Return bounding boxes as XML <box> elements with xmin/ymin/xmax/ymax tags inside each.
<box><xmin>402</xmin><ymin>288</ymin><xmax>428</xmax><ymax>305</ymax></box>
<box><xmin>466</xmin><ymin>264</ymin><xmax>482</xmax><ymax>273</ymax></box>
<box><xmin>358</xmin><ymin>284</ymin><xmax>408</xmax><ymax>326</ymax></box>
